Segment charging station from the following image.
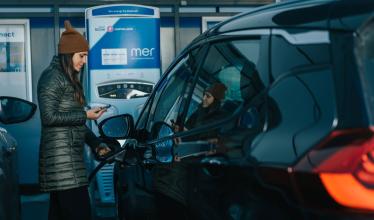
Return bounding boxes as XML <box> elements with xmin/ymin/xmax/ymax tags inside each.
<box><xmin>85</xmin><ymin>4</ymin><xmax>160</xmax><ymax>217</ymax></box>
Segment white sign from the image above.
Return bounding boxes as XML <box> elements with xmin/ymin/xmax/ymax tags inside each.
<box><xmin>0</xmin><ymin>20</ymin><xmax>32</xmax><ymax>101</ymax></box>
<box><xmin>101</xmin><ymin>48</ymin><xmax>128</xmax><ymax>65</ymax></box>
<box><xmin>201</xmin><ymin>16</ymin><xmax>229</xmax><ymax>33</ymax></box>
<box><xmin>0</xmin><ymin>25</ymin><xmax>24</xmax><ymax>42</ymax></box>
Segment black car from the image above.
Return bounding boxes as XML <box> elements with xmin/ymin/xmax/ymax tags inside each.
<box><xmin>0</xmin><ymin>96</ymin><xmax>36</xmax><ymax>220</ymax></box>
<box><xmin>96</xmin><ymin>0</ymin><xmax>374</xmax><ymax>219</ymax></box>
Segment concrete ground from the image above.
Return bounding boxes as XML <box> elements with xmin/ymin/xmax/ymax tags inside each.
<box><xmin>21</xmin><ymin>194</ymin><xmax>116</xmax><ymax>220</ymax></box>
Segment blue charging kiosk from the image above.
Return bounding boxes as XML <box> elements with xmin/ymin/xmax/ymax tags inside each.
<box><xmin>85</xmin><ymin>4</ymin><xmax>160</xmax><ymax>217</ymax></box>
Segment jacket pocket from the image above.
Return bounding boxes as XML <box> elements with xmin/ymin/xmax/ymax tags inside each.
<box><xmin>71</xmin><ymin>128</ymin><xmax>86</xmax><ymax>147</ymax></box>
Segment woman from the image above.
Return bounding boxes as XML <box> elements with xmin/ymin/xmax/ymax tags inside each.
<box><xmin>185</xmin><ymin>82</ymin><xmax>227</xmax><ymax>130</ymax></box>
<box><xmin>37</xmin><ymin>20</ymin><xmax>109</xmax><ymax>220</ymax></box>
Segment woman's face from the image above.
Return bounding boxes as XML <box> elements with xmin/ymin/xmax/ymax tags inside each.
<box><xmin>202</xmin><ymin>92</ymin><xmax>215</xmax><ymax>108</ymax></box>
<box><xmin>72</xmin><ymin>52</ymin><xmax>88</xmax><ymax>72</ymax></box>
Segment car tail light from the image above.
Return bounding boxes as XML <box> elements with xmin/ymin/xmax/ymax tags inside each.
<box><xmin>302</xmin><ymin>127</ymin><xmax>374</xmax><ymax>211</ymax></box>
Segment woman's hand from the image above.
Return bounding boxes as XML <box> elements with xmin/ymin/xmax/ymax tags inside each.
<box><xmin>96</xmin><ymin>143</ymin><xmax>111</xmax><ymax>157</ymax></box>
<box><xmin>86</xmin><ymin>107</ymin><xmax>106</xmax><ymax>120</ymax></box>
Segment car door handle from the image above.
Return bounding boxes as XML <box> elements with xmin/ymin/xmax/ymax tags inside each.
<box><xmin>174</xmin><ymin>141</ymin><xmax>215</xmax><ymax>159</ymax></box>
<box><xmin>200</xmin><ymin>156</ymin><xmax>228</xmax><ymax>165</ymax></box>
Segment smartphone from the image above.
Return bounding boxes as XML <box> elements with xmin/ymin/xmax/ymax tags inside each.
<box><xmin>100</xmin><ymin>104</ymin><xmax>111</xmax><ymax>110</ymax></box>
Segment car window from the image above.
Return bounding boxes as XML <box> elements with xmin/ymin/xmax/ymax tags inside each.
<box><xmin>136</xmin><ymin>95</ymin><xmax>151</xmax><ymax>130</ymax></box>
<box><xmin>183</xmin><ymin>39</ymin><xmax>267</xmax><ymax>130</ymax></box>
<box><xmin>251</xmin><ymin>68</ymin><xmax>335</xmax><ymax>164</ymax></box>
<box><xmin>143</xmin><ymin>47</ymin><xmax>203</xmax><ymax>132</ymax></box>
<box><xmin>175</xmin><ymin>37</ymin><xmax>270</xmax><ymax>160</ymax></box>
<box><xmin>250</xmin><ymin>33</ymin><xmax>334</xmax><ymax>164</ymax></box>
<box><xmin>271</xmin><ymin>30</ymin><xmax>330</xmax><ymax>81</ymax></box>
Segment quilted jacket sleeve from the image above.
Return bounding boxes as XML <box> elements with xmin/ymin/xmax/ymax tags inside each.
<box><xmin>37</xmin><ymin>69</ymin><xmax>87</xmax><ymax>127</ymax></box>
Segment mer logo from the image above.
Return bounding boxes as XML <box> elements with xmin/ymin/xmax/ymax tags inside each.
<box><xmin>130</xmin><ymin>47</ymin><xmax>155</xmax><ymax>57</ymax></box>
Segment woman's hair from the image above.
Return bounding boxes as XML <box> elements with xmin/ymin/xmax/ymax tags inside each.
<box><xmin>59</xmin><ymin>53</ymin><xmax>85</xmax><ymax>106</ymax></box>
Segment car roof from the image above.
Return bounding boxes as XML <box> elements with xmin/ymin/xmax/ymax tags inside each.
<box><xmin>210</xmin><ymin>0</ymin><xmax>374</xmax><ymax>35</ymax></box>
<box><xmin>175</xmin><ymin>0</ymin><xmax>373</xmax><ymax>65</ymax></box>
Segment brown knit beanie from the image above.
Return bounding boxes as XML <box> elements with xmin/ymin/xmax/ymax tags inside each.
<box><xmin>206</xmin><ymin>83</ymin><xmax>227</xmax><ymax>101</ymax></box>
<box><xmin>58</xmin><ymin>20</ymin><xmax>89</xmax><ymax>54</ymax></box>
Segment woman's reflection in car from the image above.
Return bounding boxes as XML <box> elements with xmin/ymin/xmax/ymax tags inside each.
<box><xmin>172</xmin><ymin>83</ymin><xmax>228</xmax><ymax>150</ymax></box>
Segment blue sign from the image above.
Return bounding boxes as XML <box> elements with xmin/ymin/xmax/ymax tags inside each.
<box><xmin>88</xmin><ymin>18</ymin><xmax>160</xmax><ymax>70</ymax></box>
<box><xmin>92</xmin><ymin>5</ymin><xmax>154</xmax><ymax>16</ymax></box>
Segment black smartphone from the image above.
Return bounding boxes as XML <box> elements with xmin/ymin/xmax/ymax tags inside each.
<box><xmin>100</xmin><ymin>104</ymin><xmax>111</xmax><ymax>110</ymax></box>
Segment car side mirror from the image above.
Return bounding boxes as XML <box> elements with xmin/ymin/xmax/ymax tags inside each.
<box><xmin>151</xmin><ymin>121</ymin><xmax>175</xmax><ymax>163</ymax></box>
<box><xmin>98</xmin><ymin>114</ymin><xmax>134</xmax><ymax>139</ymax></box>
<box><xmin>0</xmin><ymin>96</ymin><xmax>37</xmax><ymax>124</ymax></box>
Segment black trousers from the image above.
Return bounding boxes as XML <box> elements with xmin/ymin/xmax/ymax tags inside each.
<box><xmin>48</xmin><ymin>186</ymin><xmax>91</xmax><ymax>220</ymax></box>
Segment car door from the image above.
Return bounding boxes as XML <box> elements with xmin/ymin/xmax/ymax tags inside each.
<box><xmin>130</xmin><ymin>32</ymin><xmax>270</xmax><ymax>219</ymax></box>
<box><xmin>252</xmin><ymin>29</ymin><xmax>335</xmax><ymax>209</ymax></box>
<box><xmin>115</xmin><ymin>45</ymin><xmax>207</xmax><ymax>220</ymax></box>
<box><xmin>170</xmin><ymin>34</ymin><xmax>271</xmax><ymax>219</ymax></box>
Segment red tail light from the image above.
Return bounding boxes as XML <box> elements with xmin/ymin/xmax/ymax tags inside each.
<box><xmin>298</xmin><ymin>127</ymin><xmax>374</xmax><ymax>211</ymax></box>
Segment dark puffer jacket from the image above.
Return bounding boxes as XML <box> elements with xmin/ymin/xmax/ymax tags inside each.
<box><xmin>37</xmin><ymin>56</ymin><xmax>100</xmax><ymax>192</ymax></box>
